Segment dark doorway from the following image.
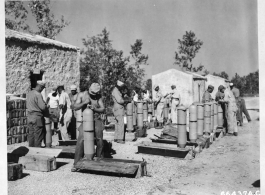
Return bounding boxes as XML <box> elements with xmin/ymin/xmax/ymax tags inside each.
<box><xmin>29</xmin><ymin>71</ymin><xmax>44</xmax><ymax>90</ymax></box>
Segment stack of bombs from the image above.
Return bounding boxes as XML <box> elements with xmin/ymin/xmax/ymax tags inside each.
<box><xmin>126</xmin><ymin>101</ymin><xmax>151</xmax><ymax>137</ymax></box>
<box><xmin>176</xmin><ymin>101</ymin><xmax>223</xmax><ymax>148</ymax></box>
<box><xmin>6</xmin><ymin>99</ymin><xmax>29</xmax><ymax>145</ymax></box>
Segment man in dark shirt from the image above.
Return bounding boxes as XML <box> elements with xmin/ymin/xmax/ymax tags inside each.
<box><xmin>26</xmin><ymin>80</ymin><xmax>47</xmax><ymax>147</ymax></box>
<box><xmin>202</xmin><ymin>85</ymin><xmax>214</xmax><ymax>103</ymax></box>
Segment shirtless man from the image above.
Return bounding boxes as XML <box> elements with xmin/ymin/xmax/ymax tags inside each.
<box><xmin>71</xmin><ymin>83</ymin><xmax>105</xmax><ymax>172</ymax></box>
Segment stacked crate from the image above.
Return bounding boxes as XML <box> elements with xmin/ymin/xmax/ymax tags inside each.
<box><xmin>7</xmin><ymin>99</ymin><xmax>28</xmax><ymax>145</ymax></box>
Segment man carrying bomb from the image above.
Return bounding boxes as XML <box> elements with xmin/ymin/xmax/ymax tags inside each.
<box><xmin>71</xmin><ymin>83</ymin><xmax>105</xmax><ymax>172</ymax></box>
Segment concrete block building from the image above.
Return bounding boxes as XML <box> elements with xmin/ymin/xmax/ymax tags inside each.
<box><xmin>6</xmin><ymin>29</ymin><xmax>80</xmax><ymax>97</ymax></box>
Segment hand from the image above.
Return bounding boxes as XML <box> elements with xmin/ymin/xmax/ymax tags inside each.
<box><xmin>88</xmin><ymin>104</ymin><xmax>95</xmax><ymax>110</ymax></box>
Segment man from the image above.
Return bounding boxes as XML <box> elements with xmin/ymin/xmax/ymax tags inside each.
<box><xmin>58</xmin><ymin>85</ymin><xmax>72</xmax><ymax>140</ymax></box>
<box><xmin>153</xmin><ymin>85</ymin><xmax>169</xmax><ymax>129</ymax></box>
<box><xmin>26</xmin><ymin>80</ymin><xmax>48</xmax><ymax>147</ymax></box>
<box><xmin>230</xmin><ymin>83</ymin><xmax>251</xmax><ymax>125</ymax></box>
<box><xmin>71</xmin><ymin>83</ymin><xmax>105</xmax><ymax>172</ymax></box>
<box><xmin>169</xmin><ymin>85</ymin><xmax>181</xmax><ymax>125</ymax></box>
<box><xmin>224</xmin><ymin>86</ymin><xmax>238</xmax><ymax>136</ymax></box>
<box><xmin>46</xmin><ymin>87</ymin><xmax>59</xmax><ymax>132</ymax></box>
<box><xmin>202</xmin><ymin>85</ymin><xmax>214</xmax><ymax>103</ymax></box>
<box><xmin>112</xmin><ymin>80</ymin><xmax>130</xmax><ymax>144</ymax></box>
<box><xmin>68</xmin><ymin>84</ymin><xmax>79</xmax><ymax>139</ymax></box>
<box><xmin>215</xmin><ymin>85</ymin><xmax>228</xmax><ymax>132</ymax></box>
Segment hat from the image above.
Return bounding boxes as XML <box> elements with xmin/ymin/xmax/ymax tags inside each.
<box><xmin>230</xmin><ymin>83</ymin><xmax>234</xmax><ymax>86</ymax></box>
<box><xmin>153</xmin><ymin>85</ymin><xmax>159</xmax><ymax>90</ymax></box>
<box><xmin>171</xmin><ymin>85</ymin><xmax>176</xmax><ymax>88</ymax></box>
<box><xmin>37</xmin><ymin>80</ymin><xmax>46</xmax><ymax>87</ymax></box>
<box><xmin>89</xmin><ymin>83</ymin><xmax>101</xmax><ymax>95</ymax></box>
<box><xmin>70</xmin><ymin>85</ymin><xmax>77</xmax><ymax>90</ymax></box>
<box><xmin>208</xmin><ymin>85</ymin><xmax>214</xmax><ymax>89</ymax></box>
<box><xmin>218</xmin><ymin>85</ymin><xmax>225</xmax><ymax>91</ymax></box>
<box><xmin>117</xmin><ymin>80</ymin><xmax>124</xmax><ymax>87</ymax></box>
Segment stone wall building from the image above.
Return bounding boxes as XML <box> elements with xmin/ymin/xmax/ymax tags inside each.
<box><xmin>6</xmin><ymin>29</ymin><xmax>80</xmax><ymax>97</ymax></box>
<box><xmin>152</xmin><ymin>69</ymin><xmax>207</xmax><ymax>107</ymax></box>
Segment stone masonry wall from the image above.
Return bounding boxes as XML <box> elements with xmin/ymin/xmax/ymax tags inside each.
<box><xmin>6</xmin><ymin>40</ymin><xmax>80</xmax><ymax>95</ymax></box>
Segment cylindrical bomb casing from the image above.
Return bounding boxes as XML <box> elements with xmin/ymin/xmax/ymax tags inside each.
<box><xmin>177</xmin><ymin>106</ymin><xmax>187</xmax><ymax>125</ymax></box>
<box><xmin>217</xmin><ymin>104</ymin><xmax>223</xmax><ymax>127</ymax></box>
<box><xmin>76</xmin><ymin>110</ymin><xmax>82</xmax><ymax>139</ymax></box>
<box><xmin>189</xmin><ymin>104</ymin><xmax>197</xmax><ymax>121</ymax></box>
<box><xmin>197</xmin><ymin>119</ymin><xmax>204</xmax><ymax>136</ymax></box>
<box><xmin>126</xmin><ymin>115</ymin><xmax>134</xmax><ymax>131</ymax></box>
<box><xmin>137</xmin><ymin>102</ymin><xmax>143</xmax><ymax>114</ymax></box>
<box><xmin>126</xmin><ymin>103</ymin><xmax>133</xmax><ymax>116</ymax></box>
<box><xmin>189</xmin><ymin>121</ymin><xmax>197</xmax><ymax>142</ymax></box>
<box><xmin>143</xmin><ymin>102</ymin><xmax>148</xmax><ymax>122</ymax></box>
<box><xmin>211</xmin><ymin>103</ymin><xmax>214</xmax><ymax>132</ymax></box>
<box><xmin>143</xmin><ymin>101</ymin><xmax>148</xmax><ymax>110</ymax></box>
<box><xmin>214</xmin><ymin>102</ymin><xmax>218</xmax><ymax>128</ymax></box>
<box><xmin>137</xmin><ymin>113</ymin><xmax>143</xmax><ymax>128</ymax></box>
<box><xmin>178</xmin><ymin>125</ymin><xmax>187</xmax><ymax>148</ymax></box>
<box><xmin>204</xmin><ymin>117</ymin><xmax>211</xmax><ymax>133</ymax></box>
<box><xmin>45</xmin><ymin>117</ymin><xmax>52</xmax><ymax>147</ymax></box>
<box><xmin>83</xmin><ymin>108</ymin><xmax>95</xmax><ymax>160</ymax></box>
<box><xmin>204</xmin><ymin>103</ymin><xmax>211</xmax><ymax>117</ymax></box>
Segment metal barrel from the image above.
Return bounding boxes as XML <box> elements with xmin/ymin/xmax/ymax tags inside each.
<box><xmin>217</xmin><ymin>104</ymin><xmax>223</xmax><ymax>127</ymax></box>
<box><xmin>126</xmin><ymin>102</ymin><xmax>134</xmax><ymax>131</ymax></box>
<box><xmin>204</xmin><ymin>103</ymin><xmax>211</xmax><ymax>133</ymax></box>
<box><xmin>143</xmin><ymin>101</ymin><xmax>148</xmax><ymax>122</ymax></box>
<box><xmin>211</xmin><ymin>103</ymin><xmax>214</xmax><ymax>132</ymax></box>
<box><xmin>45</xmin><ymin>117</ymin><xmax>52</xmax><ymax>147</ymax></box>
<box><xmin>196</xmin><ymin>103</ymin><xmax>204</xmax><ymax>137</ymax></box>
<box><xmin>214</xmin><ymin>102</ymin><xmax>218</xmax><ymax>129</ymax></box>
<box><xmin>189</xmin><ymin>104</ymin><xmax>197</xmax><ymax>142</ymax></box>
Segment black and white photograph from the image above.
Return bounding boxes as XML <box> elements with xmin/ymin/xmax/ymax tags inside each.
<box><xmin>2</xmin><ymin>0</ymin><xmax>263</xmax><ymax>194</ymax></box>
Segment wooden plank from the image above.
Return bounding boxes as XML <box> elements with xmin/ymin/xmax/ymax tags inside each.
<box><xmin>74</xmin><ymin>159</ymin><xmax>139</xmax><ymax>176</ymax></box>
<box><xmin>103</xmin><ymin>131</ymin><xmax>137</xmax><ymax>141</ymax></box>
<box><xmin>59</xmin><ymin>140</ymin><xmax>77</xmax><ymax>146</ymax></box>
<box><xmin>7</xmin><ymin>145</ymin><xmax>62</xmax><ymax>158</ymax></box>
<box><xmin>8</xmin><ymin>162</ymin><xmax>23</xmax><ymax>181</ymax></box>
<box><xmin>139</xmin><ymin>141</ymin><xmax>190</xmax><ymax>151</ymax></box>
<box><xmin>18</xmin><ymin>155</ymin><xmax>56</xmax><ymax>172</ymax></box>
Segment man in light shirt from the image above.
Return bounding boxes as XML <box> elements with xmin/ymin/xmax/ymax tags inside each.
<box><xmin>46</xmin><ymin>87</ymin><xmax>59</xmax><ymax>132</ymax></box>
<box><xmin>169</xmin><ymin>85</ymin><xmax>181</xmax><ymax>124</ymax></box>
<box><xmin>58</xmin><ymin>85</ymin><xmax>72</xmax><ymax>140</ymax></box>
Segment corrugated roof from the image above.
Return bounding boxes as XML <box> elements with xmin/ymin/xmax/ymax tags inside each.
<box><xmin>5</xmin><ymin>29</ymin><xmax>79</xmax><ymax>51</ymax></box>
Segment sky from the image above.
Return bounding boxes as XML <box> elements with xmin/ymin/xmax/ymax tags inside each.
<box><xmin>28</xmin><ymin>0</ymin><xmax>258</xmax><ymax>80</ymax></box>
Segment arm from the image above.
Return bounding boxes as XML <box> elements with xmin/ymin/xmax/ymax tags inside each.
<box><xmin>46</xmin><ymin>96</ymin><xmax>50</xmax><ymax>105</ymax></box>
<box><xmin>73</xmin><ymin>92</ymin><xmax>89</xmax><ymax>111</ymax></box>
<box><xmin>92</xmin><ymin>98</ymin><xmax>105</xmax><ymax>113</ymax></box>
<box><xmin>59</xmin><ymin>93</ymin><xmax>65</xmax><ymax>109</ymax></box>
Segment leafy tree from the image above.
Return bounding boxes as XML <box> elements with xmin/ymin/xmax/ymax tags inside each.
<box><xmin>213</xmin><ymin>71</ymin><xmax>229</xmax><ymax>80</ymax></box>
<box><xmin>5</xmin><ymin>0</ymin><xmax>69</xmax><ymax>39</ymax></box>
<box><xmin>174</xmin><ymin>31</ymin><xmax>203</xmax><ymax>72</ymax></box>
<box><xmin>145</xmin><ymin>79</ymin><xmax>152</xmax><ymax>93</ymax></box>
<box><xmin>80</xmin><ymin>28</ymin><xmax>148</xmax><ymax>109</ymax></box>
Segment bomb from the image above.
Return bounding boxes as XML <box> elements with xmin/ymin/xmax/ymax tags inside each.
<box><xmin>45</xmin><ymin>117</ymin><xmax>52</xmax><ymax>147</ymax></box>
<box><xmin>197</xmin><ymin>103</ymin><xmax>204</xmax><ymax>137</ymax></box>
<box><xmin>143</xmin><ymin>102</ymin><xmax>148</xmax><ymax>122</ymax></box>
<box><xmin>126</xmin><ymin>102</ymin><xmax>134</xmax><ymax>131</ymax></box>
<box><xmin>214</xmin><ymin>102</ymin><xmax>218</xmax><ymax>129</ymax></box>
<box><xmin>177</xmin><ymin>106</ymin><xmax>187</xmax><ymax>148</ymax></box>
<box><xmin>217</xmin><ymin>104</ymin><xmax>223</xmax><ymax>128</ymax></box>
<box><xmin>83</xmin><ymin>108</ymin><xmax>95</xmax><ymax>160</ymax></box>
<box><xmin>76</xmin><ymin>110</ymin><xmax>82</xmax><ymax>139</ymax></box>
<box><xmin>189</xmin><ymin>104</ymin><xmax>197</xmax><ymax>142</ymax></box>
<box><xmin>204</xmin><ymin>103</ymin><xmax>211</xmax><ymax>134</ymax></box>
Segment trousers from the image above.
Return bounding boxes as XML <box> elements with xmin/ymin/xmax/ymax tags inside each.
<box><xmin>59</xmin><ymin>109</ymin><xmax>72</xmax><ymax>141</ymax></box>
<box><xmin>113</xmin><ymin>108</ymin><xmax>125</xmax><ymax>141</ymax></box>
<box><xmin>156</xmin><ymin>103</ymin><xmax>164</xmax><ymax>123</ymax></box>
<box><xmin>27</xmin><ymin>114</ymin><xmax>45</xmax><ymax>147</ymax></box>
<box><xmin>236</xmin><ymin>98</ymin><xmax>251</xmax><ymax>123</ymax></box>
<box><xmin>171</xmin><ymin>99</ymin><xmax>179</xmax><ymax>124</ymax></box>
<box><xmin>73</xmin><ymin>119</ymin><xmax>104</xmax><ymax>165</ymax></box>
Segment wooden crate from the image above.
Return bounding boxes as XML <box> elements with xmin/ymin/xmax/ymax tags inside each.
<box><xmin>19</xmin><ymin>155</ymin><xmax>56</xmax><ymax>172</ymax></box>
<box><xmin>8</xmin><ymin>162</ymin><xmax>23</xmax><ymax>181</ymax></box>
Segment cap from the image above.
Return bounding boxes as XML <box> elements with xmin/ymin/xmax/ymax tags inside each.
<box><xmin>230</xmin><ymin>83</ymin><xmax>234</xmax><ymax>86</ymax></box>
<box><xmin>70</xmin><ymin>85</ymin><xmax>77</xmax><ymax>90</ymax></box>
<box><xmin>208</xmin><ymin>85</ymin><xmax>214</xmax><ymax>89</ymax></box>
<box><xmin>37</xmin><ymin>80</ymin><xmax>46</xmax><ymax>87</ymax></box>
<box><xmin>153</xmin><ymin>85</ymin><xmax>159</xmax><ymax>90</ymax></box>
<box><xmin>117</xmin><ymin>80</ymin><xmax>124</xmax><ymax>87</ymax></box>
<box><xmin>89</xmin><ymin>83</ymin><xmax>101</xmax><ymax>95</ymax></box>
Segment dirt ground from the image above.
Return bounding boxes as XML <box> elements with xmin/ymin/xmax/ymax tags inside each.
<box><xmin>8</xmin><ymin>99</ymin><xmax>260</xmax><ymax>195</ymax></box>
